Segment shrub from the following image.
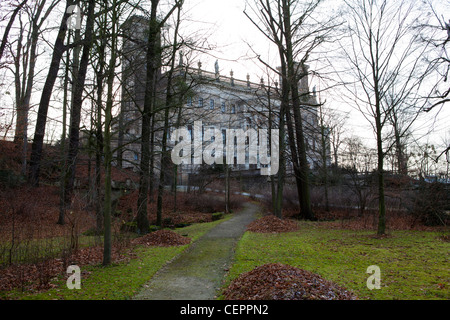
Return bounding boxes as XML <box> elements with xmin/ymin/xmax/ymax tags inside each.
<box><xmin>212</xmin><ymin>212</ymin><xmax>224</xmax><ymax>221</ymax></box>
<box><xmin>408</xmin><ymin>182</ymin><xmax>449</xmax><ymax>226</ymax></box>
<box><xmin>0</xmin><ymin>169</ymin><xmax>24</xmax><ymax>188</ymax></box>
<box><xmin>120</xmin><ymin>221</ymin><xmax>137</xmax><ymax>233</ymax></box>
<box><xmin>163</xmin><ymin>217</ymin><xmax>174</xmax><ymax>227</ymax></box>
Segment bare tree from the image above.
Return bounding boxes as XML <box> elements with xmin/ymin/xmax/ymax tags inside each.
<box><xmin>101</xmin><ymin>0</ymin><xmax>123</xmax><ymax>267</ymax></box>
<box><xmin>422</xmin><ymin>1</ymin><xmax>450</xmax><ymax>113</ymax></box>
<box><xmin>27</xmin><ymin>0</ymin><xmax>131</xmax><ymax>187</ymax></box>
<box><xmin>244</xmin><ymin>0</ymin><xmax>341</xmax><ymax>219</ymax></box>
<box><xmin>62</xmin><ymin>0</ymin><xmax>96</xmax><ymax>220</ymax></box>
<box><xmin>136</xmin><ymin>0</ymin><xmax>183</xmax><ymax>233</ymax></box>
<box><xmin>342</xmin><ymin>136</ymin><xmax>376</xmax><ymax>217</ymax></box>
<box><xmin>339</xmin><ymin>0</ymin><xmax>435</xmax><ymax>235</ymax></box>
<box><xmin>326</xmin><ymin>109</ymin><xmax>348</xmax><ymax>169</ymax></box>
<box><xmin>0</xmin><ymin>0</ymin><xmax>28</xmax><ymax>62</ymax></box>
<box><xmin>420</xmin><ymin>1</ymin><xmax>450</xmax><ymax>161</ymax></box>
<box><xmin>155</xmin><ymin>3</ymin><xmax>184</xmax><ymax>227</ymax></box>
<box><xmin>12</xmin><ymin>0</ymin><xmax>60</xmax><ymax>147</ymax></box>
<box><xmin>28</xmin><ymin>0</ymin><xmax>76</xmax><ymax>186</ymax></box>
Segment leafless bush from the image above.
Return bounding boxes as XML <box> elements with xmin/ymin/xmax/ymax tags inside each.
<box><xmin>406</xmin><ymin>182</ymin><xmax>449</xmax><ymax>226</ymax></box>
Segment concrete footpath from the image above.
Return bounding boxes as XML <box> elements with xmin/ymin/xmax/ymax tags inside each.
<box><xmin>132</xmin><ymin>202</ymin><xmax>259</xmax><ymax>300</ymax></box>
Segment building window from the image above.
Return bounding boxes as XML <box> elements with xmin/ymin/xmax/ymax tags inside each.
<box><xmin>210</xmin><ymin>99</ymin><xmax>214</xmax><ymax>110</ymax></box>
<box><xmin>231</xmin><ymin>104</ymin><xmax>236</xmax><ymax>114</ymax></box>
<box><xmin>187</xmin><ymin>97</ymin><xmax>192</xmax><ymax>106</ymax></box>
<box><xmin>198</xmin><ymin>98</ymin><xmax>203</xmax><ymax>107</ymax></box>
<box><xmin>221</xmin><ymin>102</ymin><xmax>226</xmax><ymax>113</ymax></box>
<box><xmin>187</xmin><ymin>125</ymin><xmax>193</xmax><ymax>141</ymax></box>
<box><xmin>222</xmin><ymin>129</ymin><xmax>226</xmax><ymax>143</ymax></box>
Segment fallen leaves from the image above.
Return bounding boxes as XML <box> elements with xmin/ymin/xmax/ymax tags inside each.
<box><xmin>223</xmin><ymin>263</ymin><xmax>357</xmax><ymax>300</ymax></box>
<box><xmin>0</xmin><ymin>229</ymin><xmax>192</xmax><ymax>295</ymax></box>
<box><xmin>116</xmin><ymin>190</ymin><xmax>215</xmax><ymax>226</ymax></box>
<box><xmin>0</xmin><ymin>245</ymin><xmax>131</xmax><ymax>293</ymax></box>
<box><xmin>0</xmin><ymin>185</ymin><xmax>96</xmax><ymax>241</ymax></box>
<box><xmin>246</xmin><ymin>215</ymin><xmax>299</xmax><ymax>233</ymax></box>
<box><xmin>132</xmin><ymin>230</ymin><xmax>191</xmax><ymax>247</ymax></box>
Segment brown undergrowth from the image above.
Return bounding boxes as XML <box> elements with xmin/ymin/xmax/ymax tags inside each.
<box><xmin>132</xmin><ymin>229</ymin><xmax>191</xmax><ymax>247</ymax></box>
<box><xmin>246</xmin><ymin>215</ymin><xmax>299</xmax><ymax>233</ymax></box>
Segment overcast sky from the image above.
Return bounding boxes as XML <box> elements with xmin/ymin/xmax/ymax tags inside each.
<box><xmin>181</xmin><ymin>0</ymin><xmax>270</xmax><ymax>79</ymax></box>
<box><xmin>180</xmin><ymin>0</ymin><xmax>450</xmax><ymax>150</ymax></box>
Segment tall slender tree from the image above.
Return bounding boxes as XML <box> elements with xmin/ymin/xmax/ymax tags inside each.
<box><xmin>13</xmin><ymin>0</ymin><xmax>60</xmax><ymax>147</ymax></box>
<box><xmin>0</xmin><ymin>0</ymin><xmax>28</xmax><ymax>62</ymax></box>
<box><xmin>28</xmin><ymin>0</ymin><xmax>75</xmax><ymax>186</ymax></box>
<box><xmin>244</xmin><ymin>0</ymin><xmax>339</xmax><ymax>219</ymax></box>
<box><xmin>421</xmin><ymin>1</ymin><xmax>450</xmax><ymax>160</ymax></box>
<box><xmin>339</xmin><ymin>0</ymin><xmax>435</xmax><ymax>235</ymax></box>
<box><xmin>156</xmin><ymin>2</ymin><xmax>183</xmax><ymax>226</ymax></box>
<box><xmin>136</xmin><ymin>0</ymin><xmax>183</xmax><ymax>233</ymax></box>
<box><xmin>102</xmin><ymin>0</ymin><xmax>122</xmax><ymax>266</ymax></box>
<box><xmin>62</xmin><ymin>0</ymin><xmax>96</xmax><ymax>222</ymax></box>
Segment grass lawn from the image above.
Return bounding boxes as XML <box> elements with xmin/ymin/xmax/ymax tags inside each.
<box><xmin>223</xmin><ymin>221</ymin><xmax>449</xmax><ymax>300</ymax></box>
<box><xmin>0</xmin><ymin>217</ymin><xmax>229</xmax><ymax>300</ymax></box>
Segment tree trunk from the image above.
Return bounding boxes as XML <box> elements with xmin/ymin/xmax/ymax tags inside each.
<box><xmin>28</xmin><ymin>0</ymin><xmax>73</xmax><ymax>186</ymax></box>
<box><xmin>156</xmin><ymin>4</ymin><xmax>181</xmax><ymax>226</ymax></box>
<box><xmin>269</xmin><ymin>117</ymin><xmax>276</xmax><ymax>213</ymax></box>
<box><xmin>13</xmin><ymin>20</ymin><xmax>24</xmax><ymax>145</ymax></box>
<box><xmin>103</xmin><ymin>0</ymin><xmax>119</xmax><ymax>266</ymax></box>
<box><xmin>282</xmin><ymin>0</ymin><xmax>314</xmax><ymax>220</ymax></box>
<box><xmin>64</xmin><ymin>0</ymin><xmax>96</xmax><ymax>210</ymax></box>
<box><xmin>58</xmin><ymin>39</ymin><xmax>70</xmax><ymax>225</ymax></box>
<box><xmin>225</xmin><ymin>163</ymin><xmax>231</xmax><ymax>213</ymax></box>
<box><xmin>94</xmin><ymin>38</ymin><xmax>106</xmax><ymax>234</ymax></box>
<box><xmin>392</xmin><ymin>113</ymin><xmax>407</xmax><ymax>175</ymax></box>
<box><xmin>172</xmin><ymin>93</ymin><xmax>184</xmax><ymax>213</ymax></box>
<box><xmin>274</xmin><ymin>60</ymin><xmax>288</xmax><ymax>219</ymax></box>
<box><xmin>376</xmin><ymin>103</ymin><xmax>386</xmax><ymax>235</ymax></box>
<box><xmin>103</xmin><ymin>120</ymin><xmax>112</xmax><ymax>266</ymax></box>
<box><xmin>284</xmin><ymin>98</ymin><xmax>303</xmax><ymax>213</ymax></box>
<box><xmin>319</xmin><ymin>105</ymin><xmax>330</xmax><ymax>212</ymax></box>
<box><xmin>137</xmin><ymin>0</ymin><xmax>160</xmax><ymax>234</ymax></box>
<box><xmin>18</xmin><ymin>6</ymin><xmax>42</xmax><ymax>174</ymax></box>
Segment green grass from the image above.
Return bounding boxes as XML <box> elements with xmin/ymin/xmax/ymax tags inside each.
<box><xmin>3</xmin><ymin>214</ymin><xmax>447</xmax><ymax>300</ymax></box>
<box><xmin>223</xmin><ymin>221</ymin><xmax>449</xmax><ymax>300</ymax></box>
<box><xmin>0</xmin><ymin>217</ymin><xmax>229</xmax><ymax>300</ymax></box>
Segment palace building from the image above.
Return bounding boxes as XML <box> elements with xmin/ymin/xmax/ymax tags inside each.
<box><xmin>114</xmin><ymin>16</ymin><xmax>330</xmax><ymax>183</ymax></box>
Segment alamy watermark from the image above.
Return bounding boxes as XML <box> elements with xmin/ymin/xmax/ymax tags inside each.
<box><xmin>66</xmin><ymin>265</ymin><xmax>81</xmax><ymax>290</ymax></box>
<box><xmin>66</xmin><ymin>5</ymin><xmax>82</xmax><ymax>31</ymax></box>
<box><xmin>170</xmin><ymin>121</ymin><xmax>279</xmax><ymax>176</ymax></box>
<box><xmin>366</xmin><ymin>265</ymin><xmax>381</xmax><ymax>290</ymax></box>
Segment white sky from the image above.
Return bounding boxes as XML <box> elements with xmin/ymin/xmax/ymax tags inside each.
<box><xmin>181</xmin><ymin>0</ymin><xmax>272</xmax><ymax>80</ymax></box>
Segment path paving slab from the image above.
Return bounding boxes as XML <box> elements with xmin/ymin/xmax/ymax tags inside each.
<box><xmin>132</xmin><ymin>202</ymin><xmax>258</xmax><ymax>300</ymax></box>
